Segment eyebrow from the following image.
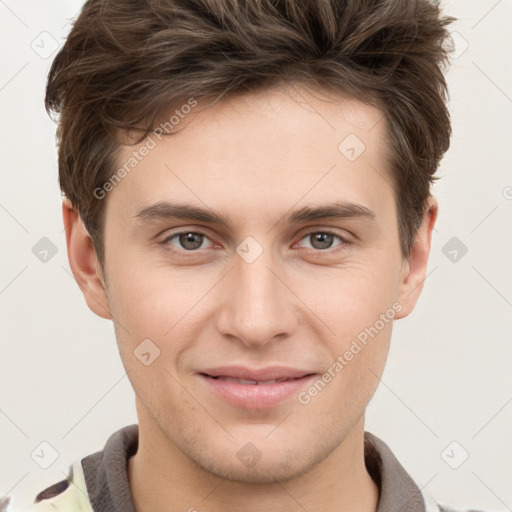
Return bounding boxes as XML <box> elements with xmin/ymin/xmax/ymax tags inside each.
<box><xmin>133</xmin><ymin>200</ymin><xmax>376</xmax><ymax>227</ymax></box>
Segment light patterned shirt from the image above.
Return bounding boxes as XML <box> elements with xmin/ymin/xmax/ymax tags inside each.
<box><xmin>4</xmin><ymin>424</ymin><xmax>495</xmax><ymax>512</ymax></box>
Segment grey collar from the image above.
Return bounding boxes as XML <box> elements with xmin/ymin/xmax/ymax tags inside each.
<box><xmin>81</xmin><ymin>424</ymin><xmax>426</xmax><ymax>512</ymax></box>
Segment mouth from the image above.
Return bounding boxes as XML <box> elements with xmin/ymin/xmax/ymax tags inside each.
<box><xmin>197</xmin><ymin>366</ymin><xmax>317</xmax><ymax>409</ymax></box>
<box><xmin>203</xmin><ymin>375</ymin><xmax>303</xmax><ymax>385</ymax></box>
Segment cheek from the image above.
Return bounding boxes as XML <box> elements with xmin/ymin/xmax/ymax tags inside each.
<box><xmin>291</xmin><ymin>264</ymin><xmax>397</xmax><ymax>398</ymax></box>
<box><xmin>105</xmin><ymin>261</ymin><xmax>219</xmax><ymax>375</ymax></box>
<box><xmin>291</xmin><ymin>259</ymin><xmax>400</xmax><ymax>333</ymax></box>
<box><xmin>105</xmin><ymin>241</ymin><xmax>400</xmax><ymax>360</ymax></box>
<box><xmin>107</xmin><ymin>260</ymin><xmax>204</xmax><ymax>329</ymax></box>
<box><xmin>301</xmin><ymin>319</ymin><xmax>392</xmax><ymax>418</ymax></box>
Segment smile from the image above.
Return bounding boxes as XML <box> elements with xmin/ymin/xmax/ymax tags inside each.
<box><xmin>207</xmin><ymin>376</ymin><xmax>297</xmax><ymax>385</ymax></box>
<box><xmin>197</xmin><ymin>368</ymin><xmax>317</xmax><ymax>409</ymax></box>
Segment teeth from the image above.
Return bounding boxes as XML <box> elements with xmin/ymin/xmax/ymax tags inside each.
<box><xmin>215</xmin><ymin>376</ymin><xmax>289</xmax><ymax>385</ymax></box>
<box><xmin>226</xmin><ymin>378</ymin><xmax>260</xmax><ymax>385</ymax></box>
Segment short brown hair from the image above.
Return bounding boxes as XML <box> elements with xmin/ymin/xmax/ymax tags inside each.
<box><xmin>45</xmin><ymin>0</ymin><xmax>455</xmax><ymax>265</ymax></box>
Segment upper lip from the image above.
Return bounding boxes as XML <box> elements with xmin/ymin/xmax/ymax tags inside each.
<box><xmin>199</xmin><ymin>366</ymin><xmax>315</xmax><ymax>381</ymax></box>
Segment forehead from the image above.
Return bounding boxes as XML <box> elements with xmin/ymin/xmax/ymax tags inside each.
<box><xmin>109</xmin><ymin>85</ymin><xmax>393</xmax><ymax>227</ymax></box>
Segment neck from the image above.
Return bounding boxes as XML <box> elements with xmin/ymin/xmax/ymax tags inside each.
<box><xmin>128</xmin><ymin>414</ymin><xmax>379</xmax><ymax>512</ymax></box>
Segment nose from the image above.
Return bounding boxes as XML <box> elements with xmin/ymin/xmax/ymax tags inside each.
<box><xmin>215</xmin><ymin>246</ymin><xmax>299</xmax><ymax>348</ymax></box>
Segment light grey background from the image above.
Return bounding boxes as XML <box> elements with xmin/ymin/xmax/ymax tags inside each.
<box><xmin>0</xmin><ymin>1</ymin><xmax>511</xmax><ymax>510</ymax></box>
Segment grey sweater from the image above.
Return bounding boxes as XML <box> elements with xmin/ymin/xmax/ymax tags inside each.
<box><xmin>16</xmin><ymin>424</ymin><xmax>491</xmax><ymax>512</ymax></box>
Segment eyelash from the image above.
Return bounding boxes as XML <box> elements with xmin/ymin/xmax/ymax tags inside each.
<box><xmin>160</xmin><ymin>229</ymin><xmax>351</xmax><ymax>256</ymax></box>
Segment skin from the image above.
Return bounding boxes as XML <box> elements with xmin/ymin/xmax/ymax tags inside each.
<box><xmin>63</xmin><ymin>84</ymin><xmax>437</xmax><ymax>512</ymax></box>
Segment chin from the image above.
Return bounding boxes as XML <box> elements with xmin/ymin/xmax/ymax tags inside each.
<box><xmin>198</xmin><ymin>453</ymin><xmax>317</xmax><ymax>485</ymax></box>
<box><xmin>181</xmin><ymin>432</ymin><xmax>334</xmax><ymax>486</ymax></box>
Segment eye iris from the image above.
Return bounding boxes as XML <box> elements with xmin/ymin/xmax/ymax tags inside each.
<box><xmin>311</xmin><ymin>233</ymin><xmax>334</xmax><ymax>250</ymax></box>
<box><xmin>174</xmin><ymin>233</ymin><xmax>337</xmax><ymax>251</ymax></box>
<box><xmin>179</xmin><ymin>232</ymin><xmax>204</xmax><ymax>250</ymax></box>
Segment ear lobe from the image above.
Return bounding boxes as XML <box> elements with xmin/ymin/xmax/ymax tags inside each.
<box><xmin>394</xmin><ymin>197</ymin><xmax>438</xmax><ymax>320</ymax></box>
<box><xmin>62</xmin><ymin>198</ymin><xmax>112</xmax><ymax>320</ymax></box>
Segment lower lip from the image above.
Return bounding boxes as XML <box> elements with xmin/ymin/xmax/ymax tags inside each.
<box><xmin>198</xmin><ymin>374</ymin><xmax>316</xmax><ymax>409</ymax></box>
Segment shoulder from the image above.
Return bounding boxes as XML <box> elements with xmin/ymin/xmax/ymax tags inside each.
<box><xmin>7</xmin><ymin>424</ymin><xmax>138</xmax><ymax>512</ymax></box>
<box><xmin>363</xmin><ymin>432</ymin><xmax>502</xmax><ymax>512</ymax></box>
<box><xmin>438</xmin><ymin>506</ymin><xmax>504</xmax><ymax>512</ymax></box>
<box><xmin>7</xmin><ymin>460</ymin><xmax>93</xmax><ymax>512</ymax></box>
<box><xmin>425</xmin><ymin>491</ymin><xmax>503</xmax><ymax>512</ymax></box>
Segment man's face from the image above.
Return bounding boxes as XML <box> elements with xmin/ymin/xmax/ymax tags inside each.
<box><xmin>86</xmin><ymin>85</ymin><xmax>424</xmax><ymax>483</ymax></box>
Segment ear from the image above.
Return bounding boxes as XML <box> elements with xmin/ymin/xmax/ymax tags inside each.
<box><xmin>62</xmin><ymin>198</ymin><xmax>112</xmax><ymax>320</ymax></box>
<box><xmin>394</xmin><ymin>196</ymin><xmax>438</xmax><ymax>320</ymax></box>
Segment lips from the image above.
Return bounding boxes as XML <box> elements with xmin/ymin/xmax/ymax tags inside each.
<box><xmin>197</xmin><ymin>366</ymin><xmax>316</xmax><ymax>409</ymax></box>
<box><xmin>207</xmin><ymin>376</ymin><xmax>292</xmax><ymax>385</ymax></box>
<box><xmin>199</xmin><ymin>365</ymin><xmax>313</xmax><ymax>381</ymax></box>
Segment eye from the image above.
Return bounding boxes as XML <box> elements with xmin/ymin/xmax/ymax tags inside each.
<box><xmin>163</xmin><ymin>231</ymin><xmax>213</xmax><ymax>251</ymax></box>
<box><xmin>161</xmin><ymin>229</ymin><xmax>350</xmax><ymax>254</ymax></box>
<box><xmin>296</xmin><ymin>231</ymin><xmax>348</xmax><ymax>251</ymax></box>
